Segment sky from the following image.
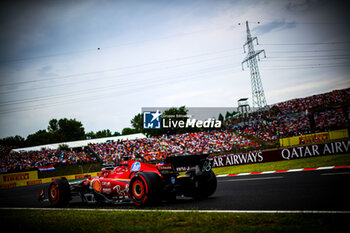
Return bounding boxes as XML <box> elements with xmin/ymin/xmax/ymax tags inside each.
<box><xmin>0</xmin><ymin>0</ymin><xmax>349</xmax><ymax>138</ymax></box>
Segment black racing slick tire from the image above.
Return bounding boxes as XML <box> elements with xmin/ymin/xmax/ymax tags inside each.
<box><xmin>202</xmin><ymin>170</ymin><xmax>217</xmax><ymax>197</ymax></box>
<box><xmin>129</xmin><ymin>172</ymin><xmax>161</xmax><ymax>206</ymax></box>
<box><xmin>48</xmin><ymin>179</ymin><xmax>70</xmax><ymax>207</ymax></box>
<box><xmin>185</xmin><ymin>168</ymin><xmax>217</xmax><ymax>199</ymax></box>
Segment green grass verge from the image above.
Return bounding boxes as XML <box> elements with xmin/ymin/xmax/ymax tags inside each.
<box><xmin>0</xmin><ymin>209</ymin><xmax>347</xmax><ymax>233</ymax></box>
<box><xmin>212</xmin><ymin>153</ymin><xmax>350</xmax><ymax>175</ymax></box>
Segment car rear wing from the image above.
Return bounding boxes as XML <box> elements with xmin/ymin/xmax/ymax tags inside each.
<box><xmin>164</xmin><ymin>153</ymin><xmax>213</xmax><ymax>173</ymax></box>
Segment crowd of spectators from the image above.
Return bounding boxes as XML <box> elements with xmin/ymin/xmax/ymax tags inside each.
<box><xmin>233</xmin><ymin>112</ymin><xmax>312</xmax><ymax>142</ymax></box>
<box><xmin>0</xmin><ymin>147</ymin><xmax>96</xmax><ymax>173</ymax></box>
<box><xmin>0</xmin><ymin>145</ymin><xmax>12</xmax><ymax>158</ymax></box>
<box><xmin>227</xmin><ymin>88</ymin><xmax>349</xmax><ymax>142</ymax></box>
<box><xmin>89</xmin><ymin>130</ymin><xmax>259</xmax><ymax>163</ymax></box>
<box><xmin>314</xmin><ymin>108</ymin><xmax>348</xmax><ymax>132</ymax></box>
<box><xmin>275</xmin><ymin>88</ymin><xmax>349</xmax><ymax>115</ymax></box>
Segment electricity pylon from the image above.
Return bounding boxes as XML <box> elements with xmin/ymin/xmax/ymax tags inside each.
<box><xmin>241</xmin><ymin>21</ymin><xmax>268</xmax><ymax>111</ymax></box>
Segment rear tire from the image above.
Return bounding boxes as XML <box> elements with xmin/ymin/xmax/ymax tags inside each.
<box><xmin>48</xmin><ymin>179</ymin><xmax>70</xmax><ymax>207</ymax></box>
<box><xmin>185</xmin><ymin>169</ymin><xmax>217</xmax><ymax>199</ymax></box>
<box><xmin>202</xmin><ymin>170</ymin><xmax>217</xmax><ymax>197</ymax></box>
<box><xmin>129</xmin><ymin>172</ymin><xmax>161</xmax><ymax>206</ymax></box>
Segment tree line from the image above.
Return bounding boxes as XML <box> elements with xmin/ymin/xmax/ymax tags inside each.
<box><xmin>1</xmin><ymin>106</ymin><xmax>236</xmax><ymax>148</ymax></box>
<box><xmin>0</xmin><ymin>118</ymin><xmax>123</xmax><ymax>148</ymax></box>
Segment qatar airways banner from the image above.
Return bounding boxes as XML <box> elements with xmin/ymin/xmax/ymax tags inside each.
<box><xmin>206</xmin><ymin>140</ymin><xmax>350</xmax><ymax>169</ymax></box>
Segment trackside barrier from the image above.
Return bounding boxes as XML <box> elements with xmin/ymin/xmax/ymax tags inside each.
<box><xmin>279</xmin><ymin>129</ymin><xmax>348</xmax><ymax>147</ymax></box>
<box><xmin>0</xmin><ymin>171</ymin><xmax>102</xmax><ymax>189</ymax></box>
<box><xmin>206</xmin><ymin>139</ymin><xmax>350</xmax><ymax>169</ymax></box>
<box><xmin>176</xmin><ymin>139</ymin><xmax>350</xmax><ymax>172</ymax></box>
<box><xmin>0</xmin><ymin>170</ymin><xmax>38</xmax><ymax>189</ymax></box>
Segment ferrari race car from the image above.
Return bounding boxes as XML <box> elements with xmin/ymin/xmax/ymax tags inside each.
<box><xmin>38</xmin><ymin>154</ymin><xmax>217</xmax><ymax>207</ymax></box>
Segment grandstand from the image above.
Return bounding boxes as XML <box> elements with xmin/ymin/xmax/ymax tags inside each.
<box><xmin>227</xmin><ymin>87</ymin><xmax>349</xmax><ymax>143</ymax></box>
<box><xmin>0</xmin><ymin>88</ymin><xmax>349</xmax><ymax>173</ymax></box>
<box><xmin>0</xmin><ymin>133</ymin><xmax>145</xmax><ymax>173</ymax></box>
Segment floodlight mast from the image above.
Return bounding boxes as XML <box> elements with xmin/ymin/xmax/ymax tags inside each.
<box><xmin>241</xmin><ymin>21</ymin><xmax>268</xmax><ymax>111</ymax></box>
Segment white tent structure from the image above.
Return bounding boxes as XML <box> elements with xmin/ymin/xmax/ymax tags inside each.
<box><xmin>11</xmin><ymin>133</ymin><xmax>146</xmax><ymax>152</ymax></box>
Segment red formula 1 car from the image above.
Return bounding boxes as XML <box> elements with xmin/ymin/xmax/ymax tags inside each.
<box><xmin>38</xmin><ymin>154</ymin><xmax>217</xmax><ymax>207</ymax></box>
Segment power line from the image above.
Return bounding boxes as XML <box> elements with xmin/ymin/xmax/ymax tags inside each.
<box><xmin>0</xmin><ymin>52</ymin><xmax>241</xmax><ymax>95</ymax></box>
<box><xmin>0</xmin><ymin>67</ymin><xmax>241</xmax><ymax>114</ymax></box>
<box><xmin>0</xmin><ymin>48</ymin><xmax>96</xmax><ymax>64</ymax></box>
<box><xmin>1</xmin><ymin>60</ymin><xmax>348</xmax><ymax>113</ymax></box>
<box><xmin>269</xmin><ymin>54</ymin><xmax>350</xmax><ymax>59</ymax></box>
<box><xmin>263</xmin><ymin>57</ymin><xmax>350</xmax><ymax>62</ymax></box>
<box><xmin>2</xmin><ymin>40</ymin><xmax>350</xmax><ymax>88</ymax></box>
<box><xmin>261</xmin><ymin>41</ymin><xmax>350</xmax><ymax>46</ymax></box>
<box><xmin>261</xmin><ymin>63</ymin><xmax>350</xmax><ymax>70</ymax></box>
<box><xmin>2</xmin><ymin>49</ymin><xmax>349</xmax><ymax>106</ymax></box>
<box><xmin>0</xmin><ymin>62</ymin><xmax>240</xmax><ymax>107</ymax></box>
<box><xmin>0</xmin><ymin>47</ymin><xmax>242</xmax><ymax>88</ymax></box>
<box><xmin>268</xmin><ymin>48</ymin><xmax>350</xmax><ymax>54</ymax></box>
<box><xmin>247</xmin><ymin>21</ymin><xmax>350</xmax><ymax>25</ymax></box>
<box><xmin>1</xmin><ymin>36</ymin><xmax>350</xmax><ymax>113</ymax></box>
<box><xmin>0</xmin><ymin>24</ymin><xmax>231</xmax><ymax>64</ymax></box>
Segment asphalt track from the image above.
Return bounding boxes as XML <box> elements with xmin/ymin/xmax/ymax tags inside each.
<box><xmin>1</xmin><ymin>168</ymin><xmax>350</xmax><ymax>211</ymax></box>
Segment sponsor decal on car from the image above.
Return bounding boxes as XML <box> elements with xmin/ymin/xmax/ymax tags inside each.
<box><xmin>131</xmin><ymin>162</ymin><xmax>141</xmax><ymax>172</ymax></box>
